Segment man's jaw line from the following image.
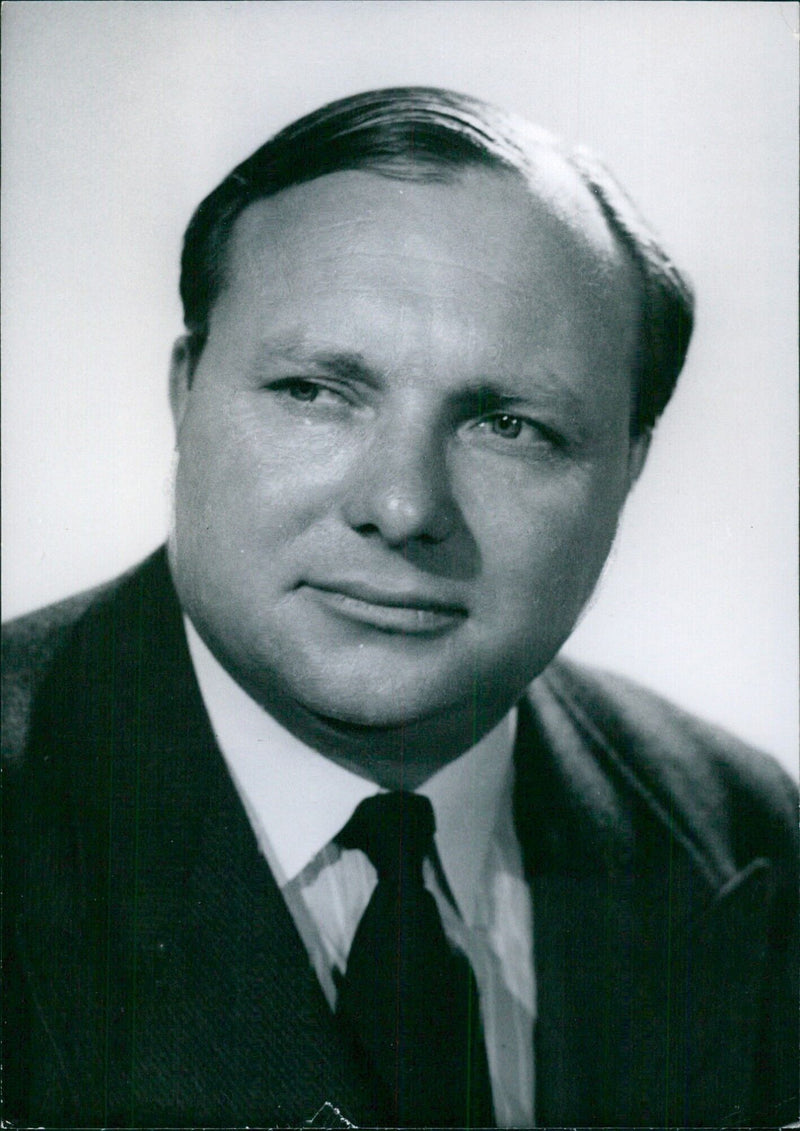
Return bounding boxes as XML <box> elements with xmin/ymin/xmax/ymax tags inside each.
<box><xmin>224</xmin><ymin>640</ymin><xmax>515</xmax><ymax>790</ymax></box>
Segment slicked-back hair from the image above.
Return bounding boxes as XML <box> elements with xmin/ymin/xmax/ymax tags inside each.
<box><xmin>179</xmin><ymin>86</ymin><xmax>694</xmax><ymax>436</ymax></box>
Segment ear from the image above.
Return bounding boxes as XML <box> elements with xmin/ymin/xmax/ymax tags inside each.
<box><xmin>626</xmin><ymin>428</ymin><xmax>651</xmax><ymax>489</ymax></box>
<box><xmin>169</xmin><ymin>335</ymin><xmax>194</xmax><ymax>435</ymax></box>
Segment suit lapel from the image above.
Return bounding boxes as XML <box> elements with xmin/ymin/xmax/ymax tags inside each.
<box><xmin>25</xmin><ymin>551</ymin><xmax>381</xmax><ymax>1127</ymax></box>
<box><xmin>134</xmin><ymin>698</ymin><xmax>383</xmax><ymax>1127</ymax></box>
<box><xmin>515</xmin><ymin>680</ymin><xmax>774</xmax><ymax>1127</ymax></box>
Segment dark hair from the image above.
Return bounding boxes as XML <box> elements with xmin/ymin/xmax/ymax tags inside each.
<box><xmin>179</xmin><ymin>86</ymin><xmax>694</xmax><ymax>435</ymax></box>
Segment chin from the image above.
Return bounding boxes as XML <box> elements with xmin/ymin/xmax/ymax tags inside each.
<box><xmin>302</xmin><ymin>659</ymin><xmax>472</xmax><ymax>725</ymax></box>
<box><xmin>281</xmin><ymin>653</ymin><xmax>518</xmax><ymax>734</ymax></box>
<box><xmin>300</xmin><ymin>684</ymin><xmax>444</xmax><ymax>730</ymax></box>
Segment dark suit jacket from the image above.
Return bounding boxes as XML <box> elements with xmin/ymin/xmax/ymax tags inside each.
<box><xmin>3</xmin><ymin>550</ymin><xmax>798</xmax><ymax>1128</ymax></box>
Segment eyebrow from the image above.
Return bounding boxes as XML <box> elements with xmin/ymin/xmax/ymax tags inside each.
<box><xmin>453</xmin><ymin>377</ymin><xmax>590</xmax><ymax>424</ymax></box>
<box><xmin>252</xmin><ymin>337</ymin><xmax>380</xmax><ymax>385</ymax></box>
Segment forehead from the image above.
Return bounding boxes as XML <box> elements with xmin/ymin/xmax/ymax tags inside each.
<box><xmin>214</xmin><ymin>164</ymin><xmax>641</xmax><ymax>380</ymax></box>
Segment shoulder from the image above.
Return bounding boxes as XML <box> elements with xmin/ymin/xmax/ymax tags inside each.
<box><xmin>538</xmin><ymin>657</ymin><xmax>796</xmax><ymax>809</ymax></box>
<box><xmin>529</xmin><ymin>657</ymin><xmax>797</xmax><ymax>877</ymax></box>
<box><xmin>2</xmin><ymin>551</ymin><xmax>168</xmax><ymax>766</ymax></box>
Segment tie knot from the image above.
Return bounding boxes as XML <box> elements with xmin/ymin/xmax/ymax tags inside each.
<box><xmin>337</xmin><ymin>791</ymin><xmax>435</xmax><ymax>882</ymax></box>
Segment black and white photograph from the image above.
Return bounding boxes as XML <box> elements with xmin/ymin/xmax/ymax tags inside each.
<box><xmin>3</xmin><ymin>3</ymin><xmax>797</xmax><ymax>1127</ymax></box>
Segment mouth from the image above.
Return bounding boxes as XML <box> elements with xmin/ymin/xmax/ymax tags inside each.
<box><xmin>299</xmin><ymin>580</ymin><xmax>467</xmax><ymax>635</ymax></box>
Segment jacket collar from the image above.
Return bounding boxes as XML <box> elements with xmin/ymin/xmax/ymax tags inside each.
<box><xmin>514</xmin><ymin>667</ymin><xmax>774</xmax><ymax>1126</ymax></box>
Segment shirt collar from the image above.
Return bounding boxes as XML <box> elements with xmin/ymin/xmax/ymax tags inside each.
<box><xmin>184</xmin><ymin>617</ymin><xmax>516</xmax><ymax>923</ymax></box>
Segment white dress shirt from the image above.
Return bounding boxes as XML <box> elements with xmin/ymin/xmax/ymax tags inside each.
<box><xmin>184</xmin><ymin>618</ymin><xmax>536</xmax><ymax>1126</ymax></box>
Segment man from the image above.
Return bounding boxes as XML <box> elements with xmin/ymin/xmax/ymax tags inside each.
<box><xmin>3</xmin><ymin>87</ymin><xmax>797</xmax><ymax>1128</ymax></box>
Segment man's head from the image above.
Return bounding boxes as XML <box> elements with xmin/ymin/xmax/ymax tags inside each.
<box><xmin>168</xmin><ymin>88</ymin><xmax>694</xmax><ymax>784</ymax></box>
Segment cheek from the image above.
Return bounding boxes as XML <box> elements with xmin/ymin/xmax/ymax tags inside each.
<box><xmin>469</xmin><ymin>467</ymin><xmax>626</xmax><ymax>616</ymax></box>
<box><xmin>175</xmin><ymin>411</ymin><xmax>246</xmax><ymax>536</ymax></box>
<box><xmin>173</xmin><ymin>405</ymin><xmax>273</xmax><ymax>579</ymax></box>
<box><xmin>174</xmin><ymin>393</ymin><xmax>353</xmax><ymax>554</ymax></box>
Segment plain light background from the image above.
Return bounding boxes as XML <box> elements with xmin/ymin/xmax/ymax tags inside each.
<box><xmin>2</xmin><ymin>1</ymin><xmax>797</xmax><ymax>777</ymax></box>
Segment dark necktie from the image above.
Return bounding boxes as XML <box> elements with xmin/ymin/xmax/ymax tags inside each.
<box><xmin>334</xmin><ymin>791</ymin><xmax>495</xmax><ymax>1127</ymax></box>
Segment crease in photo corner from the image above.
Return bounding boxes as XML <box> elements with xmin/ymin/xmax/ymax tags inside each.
<box><xmin>304</xmin><ymin>1099</ymin><xmax>359</xmax><ymax>1128</ymax></box>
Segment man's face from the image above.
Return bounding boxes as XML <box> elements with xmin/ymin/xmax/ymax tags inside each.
<box><xmin>169</xmin><ymin>166</ymin><xmax>644</xmax><ymax>748</ymax></box>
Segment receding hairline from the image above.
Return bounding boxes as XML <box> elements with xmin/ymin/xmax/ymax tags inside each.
<box><xmin>218</xmin><ymin>155</ymin><xmax>644</xmax><ymax>323</ymax></box>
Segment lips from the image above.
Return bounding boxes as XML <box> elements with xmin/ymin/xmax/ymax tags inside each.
<box><xmin>299</xmin><ymin>579</ymin><xmax>467</xmax><ymax>634</ymax></box>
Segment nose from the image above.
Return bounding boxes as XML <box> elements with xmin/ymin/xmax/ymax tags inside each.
<box><xmin>340</xmin><ymin>418</ymin><xmax>458</xmax><ymax>546</ymax></box>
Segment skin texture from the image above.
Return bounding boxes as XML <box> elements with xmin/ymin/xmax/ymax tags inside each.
<box><xmin>168</xmin><ymin>166</ymin><xmax>647</xmax><ymax>787</ymax></box>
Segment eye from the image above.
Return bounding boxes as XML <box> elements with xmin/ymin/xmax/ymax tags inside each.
<box><xmin>475</xmin><ymin>412</ymin><xmax>538</xmax><ymax>443</ymax></box>
<box><xmin>464</xmin><ymin>410</ymin><xmax>566</xmax><ymax>456</ymax></box>
<box><xmin>488</xmin><ymin>413</ymin><xmax>524</xmax><ymax>440</ymax></box>
<box><xmin>269</xmin><ymin>377</ymin><xmax>350</xmax><ymax>408</ymax></box>
<box><xmin>286</xmin><ymin>379</ymin><xmax>322</xmax><ymax>402</ymax></box>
